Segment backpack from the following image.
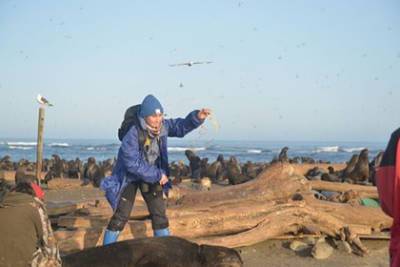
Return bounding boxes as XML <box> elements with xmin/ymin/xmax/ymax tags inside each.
<box><xmin>376</xmin><ymin>128</ymin><xmax>400</xmax><ymax>218</ymax></box>
<box><xmin>118</xmin><ymin>105</ymin><xmax>146</xmax><ymax>149</ymax></box>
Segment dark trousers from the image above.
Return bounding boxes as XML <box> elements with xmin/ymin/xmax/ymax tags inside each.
<box><xmin>107</xmin><ymin>182</ymin><xmax>169</xmax><ymax>231</ymax></box>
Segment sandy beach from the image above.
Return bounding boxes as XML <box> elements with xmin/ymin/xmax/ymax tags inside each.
<box><xmin>240</xmin><ymin>239</ymin><xmax>388</xmax><ymax>267</ymax></box>
<box><xmin>42</xmin><ymin>177</ymin><xmax>390</xmax><ymax>267</ymax></box>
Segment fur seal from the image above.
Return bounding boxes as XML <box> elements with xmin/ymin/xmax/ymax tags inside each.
<box><xmin>66</xmin><ymin>158</ymin><xmax>82</xmax><ymax>179</ymax></box>
<box><xmin>178</xmin><ymin>160</ymin><xmax>190</xmax><ymax>177</ymax></box>
<box><xmin>206</xmin><ymin>161</ymin><xmax>221</xmax><ymax>181</ymax></box>
<box><xmin>278</xmin><ymin>146</ymin><xmax>289</xmax><ymax>162</ymax></box>
<box><xmin>169</xmin><ymin>161</ymin><xmax>181</xmax><ymax>179</ymax></box>
<box><xmin>0</xmin><ymin>155</ymin><xmax>14</xmax><ymax>171</ymax></box>
<box><xmin>206</xmin><ymin>155</ymin><xmax>226</xmax><ymax>182</ymax></box>
<box><xmin>301</xmin><ymin>156</ymin><xmax>316</xmax><ymax>164</ymax></box>
<box><xmin>321</xmin><ymin>172</ymin><xmax>340</xmax><ymax>182</ymax></box>
<box><xmin>341</xmin><ymin>154</ymin><xmax>359</xmax><ymax>179</ymax></box>
<box><xmin>62</xmin><ymin>236</ymin><xmax>243</xmax><ymax>267</ymax></box>
<box><xmin>226</xmin><ymin>156</ymin><xmax>249</xmax><ymax>185</ymax></box>
<box><xmin>200</xmin><ymin>158</ymin><xmax>209</xmax><ymax>178</ymax></box>
<box><xmin>305</xmin><ymin>167</ymin><xmax>325</xmax><ymax>181</ymax></box>
<box><xmin>270</xmin><ymin>146</ymin><xmax>289</xmax><ymax>164</ymax></box>
<box><xmin>185</xmin><ymin>150</ymin><xmax>202</xmax><ymax>180</ymax></box>
<box><xmin>51</xmin><ymin>154</ymin><xmax>66</xmax><ymax>178</ymax></box>
<box><xmin>289</xmin><ymin>156</ymin><xmax>301</xmax><ymax>164</ymax></box>
<box><xmin>242</xmin><ymin>161</ymin><xmax>259</xmax><ymax>180</ymax></box>
<box><xmin>348</xmin><ymin>149</ymin><xmax>370</xmax><ymax>184</ymax></box>
<box><xmin>83</xmin><ymin>157</ymin><xmax>102</xmax><ymax>187</ymax></box>
<box><xmin>369</xmin><ymin>151</ymin><xmax>384</xmax><ymax>185</ymax></box>
<box><xmin>100</xmin><ymin>158</ymin><xmax>114</xmax><ymax>178</ymax></box>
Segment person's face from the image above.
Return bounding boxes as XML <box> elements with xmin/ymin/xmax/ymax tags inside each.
<box><xmin>145</xmin><ymin>113</ymin><xmax>163</xmax><ymax>129</ymax></box>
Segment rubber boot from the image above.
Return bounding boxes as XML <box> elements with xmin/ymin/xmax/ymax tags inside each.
<box><xmin>103</xmin><ymin>229</ymin><xmax>120</xmax><ymax>245</ymax></box>
<box><xmin>154</xmin><ymin>228</ymin><xmax>170</xmax><ymax>237</ymax></box>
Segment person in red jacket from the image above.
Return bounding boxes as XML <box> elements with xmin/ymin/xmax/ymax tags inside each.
<box><xmin>376</xmin><ymin>128</ymin><xmax>400</xmax><ymax>267</ymax></box>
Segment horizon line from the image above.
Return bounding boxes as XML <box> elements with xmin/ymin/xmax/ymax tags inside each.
<box><xmin>0</xmin><ymin>136</ymin><xmax>387</xmax><ymax>144</ymax></box>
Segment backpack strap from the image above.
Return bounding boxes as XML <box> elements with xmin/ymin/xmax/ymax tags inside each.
<box><xmin>137</xmin><ymin>127</ymin><xmax>146</xmax><ymax>152</ymax></box>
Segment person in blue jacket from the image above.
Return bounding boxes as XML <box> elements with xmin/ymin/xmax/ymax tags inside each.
<box><xmin>101</xmin><ymin>94</ymin><xmax>210</xmax><ymax>245</ymax></box>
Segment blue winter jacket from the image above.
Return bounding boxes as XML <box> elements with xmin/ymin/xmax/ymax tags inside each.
<box><xmin>101</xmin><ymin>110</ymin><xmax>203</xmax><ymax>209</ymax></box>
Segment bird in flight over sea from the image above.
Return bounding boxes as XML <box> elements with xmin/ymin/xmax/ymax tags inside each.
<box><xmin>169</xmin><ymin>61</ymin><xmax>213</xmax><ymax>67</ymax></box>
<box><xmin>36</xmin><ymin>94</ymin><xmax>54</xmax><ymax>107</ymax></box>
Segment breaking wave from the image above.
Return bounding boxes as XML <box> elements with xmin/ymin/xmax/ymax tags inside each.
<box><xmin>314</xmin><ymin>146</ymin><xmax>340</xmax><ymax>153</ymax></box>
<box><xmin>247</xmin><ymin>149</ymin><xmax>262</xmax><ymax>154</ymax></box>
<box><xmin>314</xmin><ymin>146</ymin><xmax>366</xmax><ymax>153</ymax></box>
<box><xmin>7</xmin><ymin>142</ymin><xmax>37</xmax><ymax>147</ymax></box>
<box><xmin>168</xmin><ymin>147</ymin><xmax>206</xmax><ymax>152</ymax></box>
<box><xmin>341</xmin><ymin>147</ymin><xmax>365</xmax><ymax>153</ymax></box>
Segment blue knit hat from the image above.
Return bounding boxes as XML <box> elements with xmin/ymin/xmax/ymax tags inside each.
<box><xmin>139</xmin><ymin>94</ymin><xmax>164</xmax><ymax>118</ymax></box>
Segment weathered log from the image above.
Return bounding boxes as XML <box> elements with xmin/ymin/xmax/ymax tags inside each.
<box><xmin>46</xmin><ymin>191</ymin><xmax>149</xmax><ymax>216</ymax></box>
<box><xmin>57</xmin><ymin>205</ymin><xmax>150</xmax><ymax>228</ymax></box>
<box><xmin>171</xmin><ymin>163</ymin><xmax>309</xmax><ymax>207</ymax></box>
<box><xmin>55</xmin><ymin>198</ymin><xmax>391</xmax><ymax>252</ymax></box>
<box><xmin>52</xmin><ymin>163</ymin><xmax>391</xmax><ymax>254</ymax></box>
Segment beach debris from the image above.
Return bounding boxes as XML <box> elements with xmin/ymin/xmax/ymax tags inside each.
<box><xmin>190</xmin><ymin>177</ymin><xmax>212</xmax><ymax>191</ymax></box>
<box><xmin>289</xmin><ymin>240</ymin><xmax>309</xmax><ymax>252</ymax></box>
<box><xmin>311</xmin><ymin>237</ymin><xmax>334</xmax><ymax>260</ymax></box>
<box><xmin>169</xmin><ymin>61</ymin><xmax>213</xmax><ymax>67</ymax></box>
<box><xmin>339</xmin><ymin>226</ymin><xmax>370</xmax><ymax>256</ymax></box>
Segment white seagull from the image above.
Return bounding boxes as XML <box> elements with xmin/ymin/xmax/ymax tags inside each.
<box><xmin>36</xmin><ymin>94</ymin><xmax>53</xmax><ymax>107</ymax></box>
<box><xmin>169</xmin><ymin>61</ymin><xmax>213</xmax><ymax>67</ymax></box>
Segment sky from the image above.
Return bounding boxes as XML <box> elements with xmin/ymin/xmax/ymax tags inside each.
<box><xmin>0</xmin><ymin>0</ymin><xmax>399</xmax><ymax>142</ymax></box>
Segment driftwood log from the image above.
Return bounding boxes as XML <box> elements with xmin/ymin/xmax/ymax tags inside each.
<box><xmin>51</xmin><ymin>163</ymin><xmax>392</xmax><ymax>254</ymax></box>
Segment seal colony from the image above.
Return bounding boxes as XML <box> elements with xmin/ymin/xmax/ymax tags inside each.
<box><xmin>0</xmin><ymin>147</ymin><xmax>388</xmax><ymax>264</ymax></box>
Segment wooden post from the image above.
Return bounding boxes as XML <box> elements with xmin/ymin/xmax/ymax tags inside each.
<box><xmin>36</xmin><ymin>106</ymin><xmax>45</xmax><ymax>183</ymax></box>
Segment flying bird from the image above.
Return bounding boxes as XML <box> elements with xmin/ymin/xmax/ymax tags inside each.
<box><xmin>169</xmin><ymin>61</ymin><xmax>213</xmax><ymax>67</ymax></box>
<box><xmin>36</xmin><ymin>94</ymin><xmax>53</xmax><ymax>107</ymax></box>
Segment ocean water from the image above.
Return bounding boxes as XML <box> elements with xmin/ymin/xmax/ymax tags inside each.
<box><xmin>0</xmin><ymin>138</ymin><xmax>387</xmax><ymax>164</ymax></box>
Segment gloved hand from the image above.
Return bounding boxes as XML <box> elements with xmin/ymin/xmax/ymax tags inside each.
<box><xmin>162</xmin><ymin>180</ymin><xmax>172</xmax><ymax>197</ymax></box>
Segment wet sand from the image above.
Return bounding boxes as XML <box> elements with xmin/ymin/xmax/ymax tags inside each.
<box><xmin>239</xmin><ymin>239</ymin><xmax>388</xmax><ymax>267</ymax></box>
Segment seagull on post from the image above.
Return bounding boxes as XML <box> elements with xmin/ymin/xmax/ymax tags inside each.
<box><xmin>36</xmin><ymin>94</ymin><xmax>53</xmax><ymax>107</ymax></box>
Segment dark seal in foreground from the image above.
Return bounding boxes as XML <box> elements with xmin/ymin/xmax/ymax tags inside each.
<box><xmin>62</xmin><ymin>236</ymin><xmax>243</xmax><ymax>267</ymax></box>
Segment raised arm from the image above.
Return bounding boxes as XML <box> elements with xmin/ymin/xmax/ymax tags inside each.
<box><xmin>165</xmin><ymin>109</ymin><xmax>210</xmax><ymax>137</ymax></box>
